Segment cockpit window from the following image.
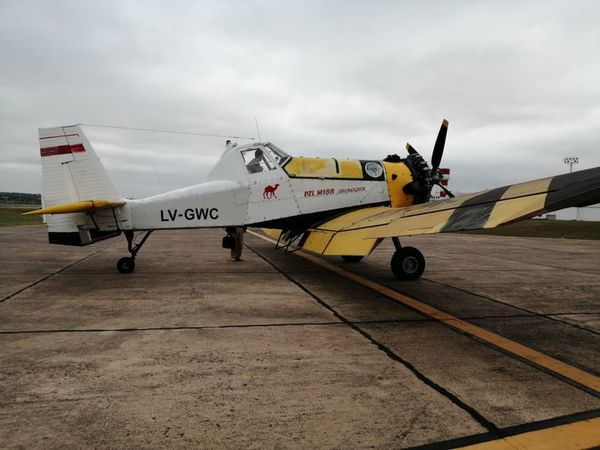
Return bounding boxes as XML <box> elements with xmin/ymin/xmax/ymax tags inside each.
<box><xmin>242</xmin><ymin>148</ymin><xmax>275</xmax><ymax>174</ymax></box>
<box><xmin>264</xmin><ymin>143</ymin><xmax>291</xmax><ymax>166</ymax></box>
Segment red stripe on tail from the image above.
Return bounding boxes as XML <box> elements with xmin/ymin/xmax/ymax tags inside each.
<box><xmin>40</xmin><ymin>143</ymin><xmax>86</xmax><ymax>157</ymax></box>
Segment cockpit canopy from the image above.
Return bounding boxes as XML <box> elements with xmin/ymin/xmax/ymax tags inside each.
<box><xmin>240</xmin><ymin>143</ymin><xmax>291</xmax><ymax>174</ymax></box>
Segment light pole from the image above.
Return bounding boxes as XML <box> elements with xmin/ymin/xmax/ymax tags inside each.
<box><xmin>563</xmin><ymin>156</ymin><xmax>579</xmax><ymax>173</ymax></box>
<box><xmin>563</xmin><ymin>157</ymin><xmax>581</xmax><ymax>219</ymax></box>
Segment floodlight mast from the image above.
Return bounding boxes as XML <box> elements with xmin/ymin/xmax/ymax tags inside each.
<box><xmin>563</xmin><ymin>156</ymin><xmax>579</xmax><ymax>174</ymax></box>
<box><xmin>563</xmin><ymin>157</ymin><xmax>581</xmax><ymax>220</ymax></box>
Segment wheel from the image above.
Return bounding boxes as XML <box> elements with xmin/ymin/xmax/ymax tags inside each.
<box><xmin>117</xmin><ymin>257</ymin><xmax>136</xmax><ymax>273</ymax></box>
<box><xmin>390</xmin><ymin>247</ymin><xmax>425</xmax><ymax>280</ymax></box>
<box><xmin>341</xmin><ymin>255</ymin><xmax>363</xmax><ymax>263</ymax></box>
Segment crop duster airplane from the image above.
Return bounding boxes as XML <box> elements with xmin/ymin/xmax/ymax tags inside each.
<box><xmin>25</xmin><ymin>121</ymin><xmax>600</xmax><ymax>279</ymax></box>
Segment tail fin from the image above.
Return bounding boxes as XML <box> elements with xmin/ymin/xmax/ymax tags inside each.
<box><xmin>39</xmin><ymin>125</ymin><xmax>122</xmax><ymax>245</ymax></box>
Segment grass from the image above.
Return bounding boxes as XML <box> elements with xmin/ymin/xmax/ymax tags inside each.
<box><xmin>0</xmin><ymin>204</ymin><xmax>43</xmax><ymax>226</ymax></box>
<box><xmin>463</xmin><ymin>219</ymin><xmax>600</xmax><ymax>240</ymax></box>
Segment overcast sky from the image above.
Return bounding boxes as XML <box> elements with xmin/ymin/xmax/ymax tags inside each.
<box><xmin>1</xmin><ymin>0</ymin><xmax>599</xmax><ymax>197</ymax></box>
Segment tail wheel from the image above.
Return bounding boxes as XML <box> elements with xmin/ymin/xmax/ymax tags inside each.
<box><xmin>117</xmin><ymin>230</ymin><xmax>152</xmax><ymax>273</ymax></box>
<box><xmin>391</xmin><ymin>247</ymin><xmax>425</xmax><ymax>280</ymax></box>
<box><xmin>117</xmin><ymin>257</ymin><xmax>136</xmax><ymax>274</ymax></box>
<box><xmin>341</xmin><ymin>255</ymin><xmax>363</xmax><ymax>263</ymax></box>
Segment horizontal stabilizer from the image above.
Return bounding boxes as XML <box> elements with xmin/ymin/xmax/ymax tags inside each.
<box><xmin>23</xmin><ymin>200</ymin><xmax>126</xmax><ymax>216</ymax></box>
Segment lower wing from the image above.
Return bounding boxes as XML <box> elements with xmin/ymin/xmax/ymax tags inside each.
<box><xmin>300</xmin><ymin>166</ymin><xmax>600</xmax><ymax>255</ymax></box>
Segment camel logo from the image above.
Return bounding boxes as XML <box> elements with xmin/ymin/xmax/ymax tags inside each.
<box><xmin>263</xmin><ymin>184</ymin><xmax>280</xmax><ymax>199</ymax></box>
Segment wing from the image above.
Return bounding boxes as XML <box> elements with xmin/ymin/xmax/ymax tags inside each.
<box><xmin>301</xmin><ymin>166</ymin><xmax>600</xmax><ymax>255</ymax></box>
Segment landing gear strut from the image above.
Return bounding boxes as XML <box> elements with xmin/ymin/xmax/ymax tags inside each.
<box><xmin>116</xmin><ymin>230</ymin><xmax>153</xmax><ymax>273</ymax></box>
<box><xmin>390</xmin><ymin>237</ymin><xmax>425</xmax><ymax>280</ymax></box>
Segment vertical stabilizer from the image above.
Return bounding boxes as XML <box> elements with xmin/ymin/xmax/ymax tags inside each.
<box><xmin>39</xmin><ymin>125</ymin><xmax>122</xmax><ymax>245</ymax></box>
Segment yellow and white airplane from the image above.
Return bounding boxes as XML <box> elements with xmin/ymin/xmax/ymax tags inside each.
<box><xmin>25</xmin><ymin>121</ymin><xmax>600</xmax><ymax>279</ymax></box>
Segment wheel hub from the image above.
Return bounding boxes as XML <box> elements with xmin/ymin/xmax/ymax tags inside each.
<box><xmin>402</xmin><ymin>256</ymin><xmax>419</xmax><ymax>274</ymax></box>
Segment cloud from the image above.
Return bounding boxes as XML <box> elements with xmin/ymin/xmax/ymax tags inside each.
<box><xmin>1</xmin><ymin>0</ymin><xmax>599</xmax><ymax>197</ymax></box>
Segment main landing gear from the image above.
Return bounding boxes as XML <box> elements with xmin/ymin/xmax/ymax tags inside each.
<box><xmin>116</xmin><ymin>230</ymin><xmax>153</xmax><ymax>273</ymax></box>
<box><xmin>390</xmin><ymin>237</ymin><xmax>425</xmax><ymax>280</ymax></box>
<box><xmin>339</xmin><ymin>237</ymin><xmax>426</xmax><ymax>280</ymax></box>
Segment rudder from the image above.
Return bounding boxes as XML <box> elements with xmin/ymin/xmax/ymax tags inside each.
<box><xmin>39</xmin><ymin>125</ymin><xmax>122</xmax><ymax>245</ymax></box>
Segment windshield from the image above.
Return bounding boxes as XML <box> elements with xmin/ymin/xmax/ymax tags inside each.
<box><xmin>241</xmin><ymin>148</ymin><xmax>275</xmax><ymax>174</ymax></box>
<box><xmin>264</xmin><ymin>143</ymin><xmax>291</xmax><ymax>166</ymax></box>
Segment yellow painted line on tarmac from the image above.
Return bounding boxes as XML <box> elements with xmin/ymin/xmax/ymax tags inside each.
<box><xmin>248</xmin><ymin>230</ymin><xmax>600</xmax><ymax>393</ymax></box>
<box><xmin>459</xmin><ymin>416</ymin><xmax>600</xmax><ymax>449</ymax></box>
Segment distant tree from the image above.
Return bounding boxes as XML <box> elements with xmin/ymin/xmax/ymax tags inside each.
<box><xmin>0</xmin><ymin>192</ymin><xmax>42</xmax><ymax>204</ymax></box>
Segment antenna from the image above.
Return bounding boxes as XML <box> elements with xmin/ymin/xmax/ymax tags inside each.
<box><xmin>254</xmin><ymin>117</ymin><xmax>262</xmax><ymax>141</ymax></box>
<box><xmin>77</xmin><ymin>123</ymin><xmax>255</xmax><ymax>140</ymax></box>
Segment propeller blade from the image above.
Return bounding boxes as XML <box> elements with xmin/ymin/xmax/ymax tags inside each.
<box><xmin>405</xmin><ymin>143</ymin><xmax>418</xmax><ymax>155</ymax></box>
<box><xmin>431</xmin><ymin>119</ymin><xmax>448</xmax><ymax>171</ymax></box>
<box><xmin>436</xmin><ymin>182</ymin><xmax>455</xmax><ymax>198</ymax></box>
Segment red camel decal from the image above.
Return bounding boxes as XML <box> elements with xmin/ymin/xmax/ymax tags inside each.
<box><xmin>263</xmin><ymin>184</ymin><xmax>280</xmax><ymax>199</ymax></box>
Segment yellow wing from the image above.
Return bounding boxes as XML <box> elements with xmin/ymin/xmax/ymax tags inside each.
<box><xmin>301</xmin><ymin>166</ymin><xmax>600</xmax><ymax>256</ymax></box>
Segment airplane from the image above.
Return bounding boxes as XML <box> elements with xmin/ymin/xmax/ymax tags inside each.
<box><xmin>24</xmin><ymin>121</ymin><xmax>600</xmax><ymax>279</ymax></box>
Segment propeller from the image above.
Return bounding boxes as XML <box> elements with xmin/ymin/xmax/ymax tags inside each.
<box><xmin>402</xmin><ymin>119</ymin><xmax>454</xmax><ymax>201</ymax></box>
<box><xmin>405</xmin><ymin>143</ymin><xmax>419</xmax><ymax>156</ymax></box>
<box><xmin>431</xmin><ymin>119</ymin><xmax>448</xmax><ymax>171</ymax></box>
<box><xmin>437</xmin><ymin>182</ymin><xmax>455</xmax><ymax>198</ymax></box>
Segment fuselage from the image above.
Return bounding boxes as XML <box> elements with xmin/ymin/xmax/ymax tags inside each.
<box><xmin>115</xmin><ymin>142</ymin><xmax>416</xmax><ymax>231</ymax></box>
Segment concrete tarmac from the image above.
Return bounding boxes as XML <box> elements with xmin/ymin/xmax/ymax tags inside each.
<box><xmin>1</xmin><ymin>226</ymin><xmax>599</xmax><ymax>448</ymax></box>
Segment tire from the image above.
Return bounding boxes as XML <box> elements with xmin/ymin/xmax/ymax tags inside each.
<box><xmin>117</xmin><ymin>257</ymin><xmax>136</xmax><ymax>273</ymax></box>
<box><xmin>390</xmin><ymin>247</ymin><xmax>425</xmax><ymax>280</ymax></box>
<box><xmin>341</xmin><ymin>255</ymin><xmax>363</xmax><ymax>263</ymax></box>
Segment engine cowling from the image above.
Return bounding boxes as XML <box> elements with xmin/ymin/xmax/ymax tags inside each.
<box><xmin>382</xmin><ymin>159</ymin><xmax>416</xmax><ymax>208</ymax></box>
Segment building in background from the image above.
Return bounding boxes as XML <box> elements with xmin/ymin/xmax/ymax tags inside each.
<box><xmin>540</xmin><ymin>206</ymin><xmax>600</xmax><ymax>221</ymax></box>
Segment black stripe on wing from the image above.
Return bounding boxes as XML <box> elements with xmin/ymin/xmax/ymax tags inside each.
<box><xmin>440</xmin><ymin>186</ymin><xmax>511</xmax><ymax>232</ymax></box>
<box><xmin>544</xmin><ymin>167</ymin><xmax>600</xmax><ymax>210</ymax></box>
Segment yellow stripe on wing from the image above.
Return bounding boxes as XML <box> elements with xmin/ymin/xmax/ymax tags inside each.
<box><xmin>303</xmin><ymin>207</ymin><xmax>389</xmax><ymax>255</ymax></box>
<box><xmin>484</xmin><ymin>177</ymin><xmax>552</xmax><ymax>228</ymax></box>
